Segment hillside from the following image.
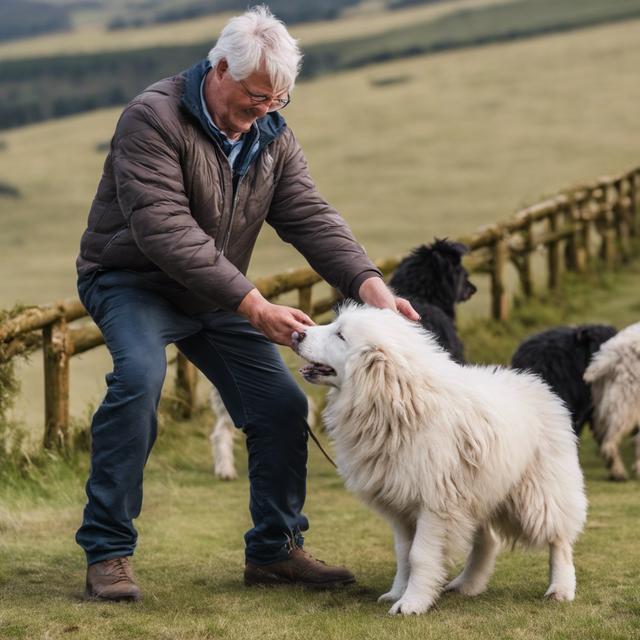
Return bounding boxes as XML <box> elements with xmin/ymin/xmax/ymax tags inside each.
<box><xmin>2</xmin><ymin>0</ymin><xmax>640</xmax><ymax>129</ymax></box>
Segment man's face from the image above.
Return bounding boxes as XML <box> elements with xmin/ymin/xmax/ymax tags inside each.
<box><xmin>205</xmin><ymin>60</ymin><xmax>289</xmax><ymax>140</ymax></box>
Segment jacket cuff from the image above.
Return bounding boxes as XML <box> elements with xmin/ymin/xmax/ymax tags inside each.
<box><xmin>349</xmin><ymin>271</ymin><xmax>384</xmax><ymax>302</ymax></box>
<box><xmin>226</xmin><ymin>277</ymin><xmax>258</xmax><ymax>312</ymax></box>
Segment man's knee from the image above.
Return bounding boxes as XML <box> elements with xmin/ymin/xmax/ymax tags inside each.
<box><xmin>245</xmin><ymin>382</ymin><xmax>308</xmax><ymax>437</ymax></box>
<box><xmin>111</xmin><ymin>346</ymin><xmax>167</xmax><ymax>399</ymax></box>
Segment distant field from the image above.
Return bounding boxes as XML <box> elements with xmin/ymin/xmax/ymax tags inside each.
<box><xmin>1</xmin><ymin>18</ymin><xmax>640</xmax><ymax>430</ymax></box>
<box><xmin>0</xmin><ymin>0</ymin><xmax>512</xmax><ymax>60</ymax></box>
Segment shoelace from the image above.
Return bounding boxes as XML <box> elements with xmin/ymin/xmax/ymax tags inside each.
<box><xmin>286</xmin><ymin>534</ymin><xmax>327</xmax><ymax>565</ymax></box>
<box><xmin>105</xmin><ymin>557</ymin><xmax>132</xmax><ymax>583</ymax></box>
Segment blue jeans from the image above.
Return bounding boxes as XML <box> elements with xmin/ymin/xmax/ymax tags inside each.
<box><xmin>76</xmin><ymin>270</ymin><xmax>309</xmax><ymax>566</ymax></box>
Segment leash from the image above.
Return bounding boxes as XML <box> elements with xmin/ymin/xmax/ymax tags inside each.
<box><xmin>307</xmin><ymin>425</ymin><xmax>337</xmax><ymax>469</ymax></box>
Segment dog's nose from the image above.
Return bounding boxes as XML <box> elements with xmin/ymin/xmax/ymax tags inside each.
<box><xmin>291</xmin><ymin>330</ymin><xmax>306</xmax><ymax>346</ymax></box>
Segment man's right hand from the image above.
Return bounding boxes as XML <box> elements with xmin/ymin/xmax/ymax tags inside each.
<box><xmin>237</xmin><ymin>288</ymin><xmax>314</xmax><ymax>347</ymax></box>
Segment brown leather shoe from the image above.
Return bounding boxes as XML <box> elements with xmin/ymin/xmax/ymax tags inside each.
<box><xmin>85</xmin><ymin>556</ymin><xmax>142</xmax><ymax>602</ymax></box>
<box><xmin>244</xmin><ymin>546</ymin><xmax>355</xmax><ymax>589</ymax></box>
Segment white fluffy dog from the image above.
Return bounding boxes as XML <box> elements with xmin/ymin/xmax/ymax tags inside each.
<box><xmin>584</xmin><ymin>321</ymin><xmax>640</xmax><ymax>481</ymax></box>
<box><xmin>293</xmin><ymin>304</ymin><xmax>587</xmax><ymax>615</ymax></box>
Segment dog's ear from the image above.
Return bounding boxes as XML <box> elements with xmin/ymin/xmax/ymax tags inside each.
<box><xmin>584</xmin><ymin>344</ymin><xmax>619</xmax><ymax>383</ymax></box>
<box><xmin>344</xmin><ymin>346</ymin><xmax>421</xmax><ymax>439</ymax></box>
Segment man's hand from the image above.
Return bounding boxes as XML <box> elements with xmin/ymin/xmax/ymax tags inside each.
<box><xmin>237</xmin><ymin>288</ymin><xmax>314</xmax><ymax>346</ymax></box>
<box><xmin>358</xmin><ymin>277</ymin><xmax>420</xmax><ymax>322</ymax></box>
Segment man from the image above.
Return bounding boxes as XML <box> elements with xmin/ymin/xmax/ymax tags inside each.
<box><xmin>76</xmin><ymin>5</ymin><xmax>418</xmax><ymax>601</ymax></box>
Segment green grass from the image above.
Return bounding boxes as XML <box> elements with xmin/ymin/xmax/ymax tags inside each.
<box><xmin>2</xmin><ymin>259</ymin><xmax>640</xmax><ymax>638</ymax></box>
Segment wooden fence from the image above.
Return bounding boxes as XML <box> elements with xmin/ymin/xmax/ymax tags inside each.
<box><xmin>0</xmin><ymin>166</ymin><xmax>638</xmax><ymax>450</ymax></box>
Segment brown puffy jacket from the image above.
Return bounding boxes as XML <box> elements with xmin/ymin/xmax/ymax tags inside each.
<box><xmin>77</xmin><ymin>60</ymin><xmax>381</xmax><ymax>314</ymax></box>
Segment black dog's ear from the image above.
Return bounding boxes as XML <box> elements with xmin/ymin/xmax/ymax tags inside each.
<box><xmin>575</xmin><ymin>327</ymin><xmax>589</xmax><ymax>343</ymax></box>
<box><xmin>431</xmin><ymin>238</ymin><xmax>470</xmax><ymax>262</ymax></box>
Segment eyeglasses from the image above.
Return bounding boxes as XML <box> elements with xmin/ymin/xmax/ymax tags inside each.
<box><xmin>238</xmin><ymin>79</ymin><xmax>290</xmax><ymax>112</ymax></box>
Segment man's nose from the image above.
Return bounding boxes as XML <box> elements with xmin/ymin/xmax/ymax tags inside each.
<box><xmin>253</xmin><ymin>101</ymin><xmax>271</xmax><ymax>116</ymax></box>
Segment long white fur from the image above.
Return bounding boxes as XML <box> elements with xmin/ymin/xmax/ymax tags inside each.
<box><xmin>295</xmin><ymin>303</ymin><xmax>587</xmax><ymax>615</ymax></box>
<box><xmin>584</xmin><ymin>321</ymin><xmax>640</xmax><ymax>481</ymax></box>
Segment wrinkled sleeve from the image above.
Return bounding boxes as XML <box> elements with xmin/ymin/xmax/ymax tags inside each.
<box><xmin>111</xmin><ymin>102</ymin><xmax>254</xmax><ymax>310</ymax></box>
<box><xmin>267</xmin><ymin>129</ymin><xmax>382</xmax><ymax>300</ymax></box>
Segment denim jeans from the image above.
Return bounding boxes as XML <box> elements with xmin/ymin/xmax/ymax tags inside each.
<box><xmin>76</xmin><ymin>270</ymin><xmax>309</xmax><ymax>566</ymax></box>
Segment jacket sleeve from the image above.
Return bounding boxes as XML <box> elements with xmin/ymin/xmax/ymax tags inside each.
<box><xmin>111</xmin><ymin>101</ymin><xmax>254</xmax><ymax>310</ymax></box>
<box><xmin>267</xmin><ymin>129</ymin><xmax>382</xmax><ymax>300</ymax></box>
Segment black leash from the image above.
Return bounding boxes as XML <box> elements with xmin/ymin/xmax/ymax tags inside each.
<box><xmin>307</xmin><ymin>425</ymin><xmax>337</xmax><ymax>469</ymax></box>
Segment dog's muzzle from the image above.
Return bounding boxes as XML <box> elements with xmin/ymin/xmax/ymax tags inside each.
<box><xmin>299</xmin><ymin>362</ymin><xmax>336</xmax><ymax>381</ymax></box>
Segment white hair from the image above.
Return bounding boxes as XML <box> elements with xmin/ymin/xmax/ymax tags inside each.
<box><xmin>208</xmin><ymin>5</ymin><xmax>302</xmax><ymax>92</ymax></box>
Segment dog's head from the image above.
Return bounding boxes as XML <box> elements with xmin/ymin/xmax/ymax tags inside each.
<box><xmin>574</xmin><ymin>324</ymin><xmax>617</xmax><ymax>363</ymax></box>
<box><xmin>388</xmin><ymin>239</ymin><xmax>477</xmax><ymax>317</ymax></box>
<box><xmin>293</xmin><ymin>304</ymin><xmax>447</xmax><ymax>428</ymax></box>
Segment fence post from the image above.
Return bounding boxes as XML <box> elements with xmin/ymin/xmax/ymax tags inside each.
<box><xmin>175</xmin><ymin>353</ymin><xmax>198</xmax><ymax>419</ymax></box>
<box><xmin>547</xmin><ymin>208</ymin><xmax>562</xmax><ymax>289</ymax></box>
<box><xmin>630</xmin><ymin>171</ymin><xmax>639</xmax><ymax>236</ymax></box>
<box><xmin>598</xmin><ymin>183</ymin><xmax>617</xmax><ymax>268</ymax></box>
<box><xmin>491</xmin><ymin>234</ymin><xmax>509</xmax><ymax>321</ymax></box>
<box><xmin>613</xmin><ymin>178</ymin><xmax>631</xmax><ymax>262</ymax></box>
<box><xmin>565</xmin><ymin>198</ymin><xmax>586</xmax><ymax>273</ymax></box>
<box><xmin>43</xmin><ymin>318</ymin><xmax>70</xmax><ymax>449</ymax></box>
<box><xmin>520</xmin><ymin>218</ymin><xmax>535</xmax><ymax>297</ymax></box>
<box><xmin>298</xmin><ymin>285</ymin><xmax>312</xmax><ymax>316</ymax></box>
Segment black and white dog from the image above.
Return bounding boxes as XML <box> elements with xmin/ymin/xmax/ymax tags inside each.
<box><xmin>389</xmin><ymin>239</ymin><xmax>477</xmax><ymax>363</ymax></box>
<box><xmin>511</xmin><ymin>324</ymin><xmax>617</xmax><ymax>436</ymax></box>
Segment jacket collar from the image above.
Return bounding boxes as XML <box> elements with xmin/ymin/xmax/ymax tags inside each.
<box><xmin>180</xmin><ymin>59</ymin><xmax>287</xmax><ymax>156</ymax></box>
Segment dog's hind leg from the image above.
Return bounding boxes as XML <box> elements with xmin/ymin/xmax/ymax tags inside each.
<box><xmin>445</xmin><ymin>524</ymin><xmax>499</xmax><ymax>596</ymax></box>
<box><xmin>210</xmin><ymin>389</ymin><xmax>238</xmax><ymax>481</ymax></box>
<box><xmin>388</xmin><ymin>510</ymin><xmax>447</xmax><ymax>615</ymax></box>
<box><xmin>599</xmin><ymin>424</ymin><xmax>629</xmax><ymax>482</ymax></box>
<box><xmin>378</xmin><ymin>519</ymin><xmax>415</xmax><ymax>603</ymax></box>
<box><xmin>633</xmin><ymin>428</ymin><xmax>640</xmax><ymax>477</ymax></box>
<box><xmin>544</xmin><ymin>538</ymin><xmax>576</xmax><ymax>601</ymax></box>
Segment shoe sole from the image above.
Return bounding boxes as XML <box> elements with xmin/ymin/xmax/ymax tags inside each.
<box><xmin>244</xmin><ymin>576</ymin><xmax>356</xmax><ymax>590</ymax></box>
<box><xmin>84</xmin><ymin>588</ymin><xmax>142</xmax><ymax>602</ymax></box>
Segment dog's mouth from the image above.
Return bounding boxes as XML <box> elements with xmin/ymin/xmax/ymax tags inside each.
<box><xmin>299</xmin><ymin>362</ymin><xmax>336</xmax><ymax>381</ymax></box>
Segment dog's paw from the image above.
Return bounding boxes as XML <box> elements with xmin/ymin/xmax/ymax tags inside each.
<box><xmin>445</xmin><ymin>575</ymin><xmax>487</xmax><ymax>596</ymax></box>
<box><xmin>388</xmin><ymin>595</ymin><xmax>432</xmax><ymax>615</ymax></box>
<box><xmin>608</xmin><ymin>470</ymin><xmax>628</xmax><ymax>482</ymax></box>
<box><xmin>544</xmin><ymin>584</ymin><xmax>575</xmax><ymax>602</ymax></box>
<box><xmin>214</xmin><ymin>465</ymin><xmax>238</xmax><ymax>481</ymax></box>
<box><xmin>378</xmin><ymin>590</ymin><xmax>404</xmax><ymax>603</ymax></box>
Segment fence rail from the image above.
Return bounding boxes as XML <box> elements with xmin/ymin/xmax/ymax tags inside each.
<box><xmin>1</xmin><ymin>166</ymin><xmax>638</xmax><ymax>450</ymax></box>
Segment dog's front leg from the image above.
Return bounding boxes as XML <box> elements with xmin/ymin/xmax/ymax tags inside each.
<box><xmin>378</xmin><ymin>519</ymin><xmax>415</xmax><ymax>603</ymax></box>
<box><xmin>389</xmin><ymin>510</ymin><xmax>447</xmax><ymax>615</ymax></box>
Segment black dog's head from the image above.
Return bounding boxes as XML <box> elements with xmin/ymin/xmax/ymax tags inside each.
<box><xmin>575</xmin><ymin>324</ymin><xmax>617</xmax><ymax>368</ymax></box>
<box><xmin>389</xmin><ymin>238</ymin><xmax>477</xmax><ymax>318</ymax></box>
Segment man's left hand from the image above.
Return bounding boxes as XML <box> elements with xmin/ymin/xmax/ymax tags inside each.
<box><xmin>358</xmin><ymin>277</ymin><xmax>420</xmax><ymax>322</ymax></box>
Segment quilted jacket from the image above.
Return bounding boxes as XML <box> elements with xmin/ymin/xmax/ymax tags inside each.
<box><xmin>77</xmin><ymin>60</ymin><xmax>381</xmax><ymax>314</ymax></box>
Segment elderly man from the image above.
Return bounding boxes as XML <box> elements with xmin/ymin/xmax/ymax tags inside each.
<box><xmin>76</xmin><ymin>6</ymin><xmax>418</xmax><ymax>601</ymax></box>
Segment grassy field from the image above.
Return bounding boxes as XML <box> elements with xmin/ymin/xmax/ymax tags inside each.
<box><xmin>1</xmin><ymin>16</ymin><xmax>640</xmax><ymax>432</ymax></box>
<box><xmin>0</xmin><ymin>0</ymin><xmax>514</xmax><ymax>60</ymax></box>
<box><xmin>1</xmin><ymin>262</ymin><xmax>640</xmax><ymax>639</ymax></box>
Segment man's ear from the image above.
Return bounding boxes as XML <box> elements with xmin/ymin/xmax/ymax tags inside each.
<box><xmin>215</xmin><ymin>58</ymin><xmax>229</xmax><ymax>79</ymax></box>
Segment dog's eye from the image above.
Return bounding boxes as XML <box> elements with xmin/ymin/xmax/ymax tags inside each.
<box><xmin>336</xmin><ymin>331</ymin><xmax>345</xmax><ymax>341</ymax></box>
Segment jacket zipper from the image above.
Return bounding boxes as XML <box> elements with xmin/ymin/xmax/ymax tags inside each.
<box><xmin>222</xmin><ymin>172</ymin><xmax>246</xmax><ymax>254</ymax></box>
